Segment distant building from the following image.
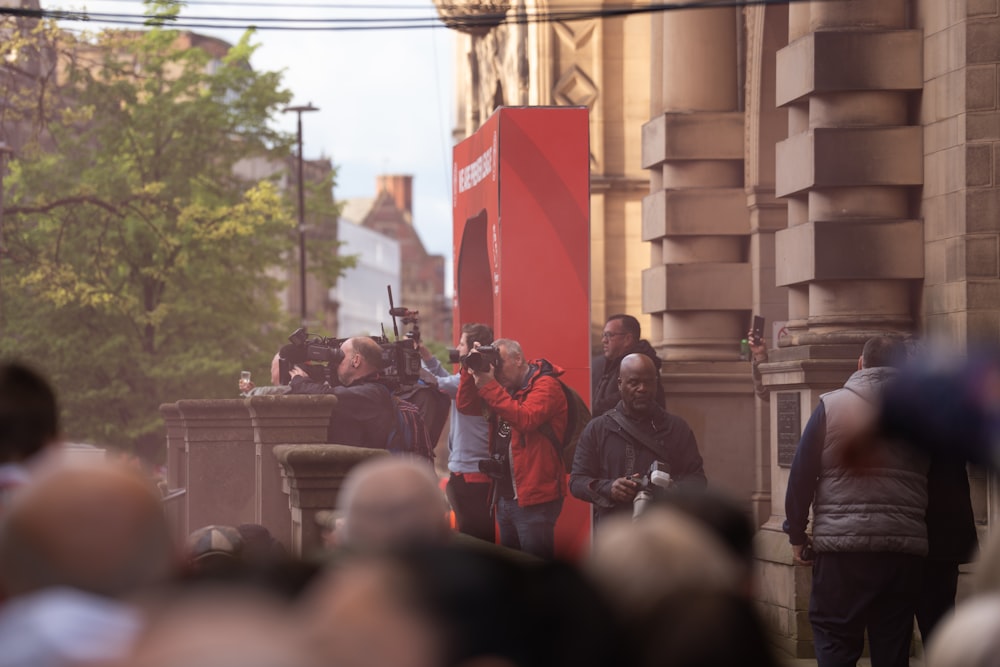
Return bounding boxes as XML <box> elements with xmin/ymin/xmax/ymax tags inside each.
<box><xmin>349</xmin><ymin>175</ymin><xmax>451</xmax><ymax>344</ymax></box>
<box><xmin>332</xmin><ymin>212</ymin><xmax>401</xmax><ymax>338</ymax></box>
<box><xmin>232</xmin><ymin>154</ymin><xmax>339</xmax><ymax>333</ymax></box>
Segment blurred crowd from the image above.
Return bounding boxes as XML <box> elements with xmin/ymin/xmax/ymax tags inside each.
<box><xmin>0</xmin><ymin>452</ymin><xmax>778</xmax><ymax>667</ymax></box>
<box><xmin>0</xmin><ymin>356</ymin><xmax>770</xmax><ymax>667</ymax></box>
<box><xmin>6</xmin><ymin>334</ymin><xmax>1000</xmax><ymax>667</ymax></box>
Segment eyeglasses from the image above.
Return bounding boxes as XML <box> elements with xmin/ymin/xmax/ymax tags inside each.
<box><xmin>601</xmin><ymin>332</ymin><xmax>627</xmax><ymax>341</ymax></box>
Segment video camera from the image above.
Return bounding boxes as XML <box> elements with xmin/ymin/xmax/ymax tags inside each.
<box><xmin>278</xmin><ymin>286</ymin><xmax>423</xmax><ymax>388</ymax></box>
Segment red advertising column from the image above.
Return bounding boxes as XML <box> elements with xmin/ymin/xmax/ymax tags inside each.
<box><xmin>452</xmin><ymin>107</ymin><xmax>591</xmax><ymax>561</ymax></box>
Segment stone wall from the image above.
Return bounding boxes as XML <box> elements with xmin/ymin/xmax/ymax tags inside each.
<box><xmin>160</xmin><ymin>394</ymin><xmax>385</xmax><ymax>555</ymax></box>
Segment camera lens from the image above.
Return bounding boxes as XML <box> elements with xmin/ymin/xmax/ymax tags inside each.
<box><xmin>465</xmin><ymin>351</ymin><xmax>487</xmax><ymax>373</ymax></box>
<box><xmin>448</xmin><ymin>348</ymin><xmax>461</xmax><ymax>364</ymax></box>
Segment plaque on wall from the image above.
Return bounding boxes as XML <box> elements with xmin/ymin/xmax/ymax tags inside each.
<box><xmin>777</xmin><ymin>392</ymin><xmax>801</xmax><ymax>468</ymax></box>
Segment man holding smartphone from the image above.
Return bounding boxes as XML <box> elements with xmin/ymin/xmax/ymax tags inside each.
<box><xmin>747</xmin><ymin>317</ymin><xmax>769</xmax><ymax>401</ymax></box>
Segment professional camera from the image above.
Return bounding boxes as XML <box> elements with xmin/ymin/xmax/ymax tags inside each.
<box><xmin>632</xmin><ymin>460</ymin><xmax>672</xmax><ymax>519</ymax></box>
<box><xmin>278</xmin><ymin>286</ymin><xmax>423</xmax><ymax>388</ymax></box>
<box><xmin>478</xmin><ymin>453</ymin><xmax>508</xmax><ymax>480</ymax></box>
<box><xmin>463</xmin><ymin>345</ymin><xmax>500</xmax><ymax>373</ymax></box>
<box><xmin>447</xmin><ymin>348</ymin><xmax>462</xmax><ymax>364</ymax></box>
<box><xmin>278</xmin><ymin>329</ymin><xmax>345</xmax><ymax>385</ymax></box>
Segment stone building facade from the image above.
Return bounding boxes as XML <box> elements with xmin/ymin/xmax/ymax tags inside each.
<box><xmin>444</xmin><ymin>0</ymin><xmax>652</xmax><ymax>343</ymax></box>
<box><xmin>437</xmin><ymin>0</ymin><xmax>1000</xmax><ymax>657</ymax></box>
<box><xmin>356</xmin><ymin>175</ymin><xmax>451</xmax><ymax>345</ymax></box>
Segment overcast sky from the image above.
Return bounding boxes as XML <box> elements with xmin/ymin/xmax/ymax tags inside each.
<box><xmin>54</xmin><ymin>0</ymin><xmax>457</xmax><ymax>263</ymax></box>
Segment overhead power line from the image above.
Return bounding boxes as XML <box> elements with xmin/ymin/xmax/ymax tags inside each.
<box><xmin>6</xmin><ymin>0</ymin><xmax>817</xmax><ymax>33</ymax></box>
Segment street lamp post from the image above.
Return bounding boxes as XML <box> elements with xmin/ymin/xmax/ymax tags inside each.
<box><xmin>0</xmin><ymin>141</ymin><xmax>12</xmax><ymax>257</ymax></box>
<box><xmin>0</xmin><ymin>141</ymin><xmax>13</xmax><ymax>324</ymax></box>
<box><xmin>283</xmin><ymin>103</ymin><xmax>319</xmax><ymax>326</ymax></box>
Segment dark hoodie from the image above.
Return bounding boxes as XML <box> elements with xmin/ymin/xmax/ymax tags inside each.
<box><xmin>591</xmin><ymin>340</ymin><xmax>665</xmax><ymax>417</ymax></box>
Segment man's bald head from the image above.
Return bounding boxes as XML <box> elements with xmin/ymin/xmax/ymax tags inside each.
<box><xmin>335</xmin><ymin>456</ymin><xmax>450</xmax><ymax>550</ymax></box>
<box><xmin>620</xmin><ymin>353</ymin><xmax>655</xmax><ymax>377</ymax></box>
<box><xmin>337</xmin><ymin>336</ymin><xmax>385</xmax><ymax>386</ymax></box>
<box><xmin>618</xmin><ymin>353</ymin><xmax>659</xmax><ymax>418</ymax></box>
<box><xmin>0</xmin><ymin>460</ymin><xmax>175</xmax><ymax>598</ymax></box>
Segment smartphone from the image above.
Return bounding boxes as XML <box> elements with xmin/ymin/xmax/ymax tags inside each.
<box><xmin>751</xmin><ymin>315</ymin><xmax>765</xmax><ymax>345</ymax></box>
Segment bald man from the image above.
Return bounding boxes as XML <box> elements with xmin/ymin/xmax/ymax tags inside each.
<box><xmin>0</xmin><ymin>459</ymin><xmax>176</xmax><ymax>667</ymax></box>
<box><xmin>334</xmin><ymin>455</ymin><xmax>451</xmax><ymax>551</ymax></box>
<box><xmin>570</xmin><ymin>353</ymin><xmax>706</xmax><ymax>525</ymax></box>
<box><xmin>288</xmin><ymin>336</ymin><xmax>398</xmax><ymax>450</ymax></box>
<box><xmin>0</xmin><ymin>459</ymin><xmax>175</xmax><ymax>599</ymax></box>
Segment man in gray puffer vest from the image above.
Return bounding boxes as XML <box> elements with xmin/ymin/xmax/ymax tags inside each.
<box><xmin>784</xmin><ymin>336</ymin><xmax>927</xmax><ymax>667</ymax></box>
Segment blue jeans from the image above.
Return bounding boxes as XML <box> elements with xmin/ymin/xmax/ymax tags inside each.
<box><xmin>495</xmin><ymin>496</ymin><xmax>563</xmax><ymax>559</ymax></box>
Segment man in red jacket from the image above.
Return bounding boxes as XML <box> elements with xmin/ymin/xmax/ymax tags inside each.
<box><xmin>457</xmin><ymin>338</ymin><xmax>568</xmax><ymax>559</ymax></box>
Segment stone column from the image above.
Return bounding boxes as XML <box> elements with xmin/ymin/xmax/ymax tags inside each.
<box><xmin>745</xmin><ymin>2</ymin><xmax>790</xmax><ymax>527</ymax></box>
<box><xmin>247</xmin><ymin>394</ymin><xmax>338</xmax><ymax>548</ymax></box>
<box><xmin>641</xmin><ymin>5</ymin><xmax>755</xmax><ymax>504</ymax></box>
<box><xmin>175</xmin><ymin>399</ymin><xmax>256</xmax><ymax>535</ymax></box>
<box><xmin>643</xmin><ymin>5</ymin><xmax>748</xmax><ymax>361</ymax></box>
<box><xmin>159</xmin><ymin>402</ymin><xmax>187</xmax><ymax>543</ymax></box>
<box><xmin>274</xmin><ymin>444</ymin><xmax>388</xmax><ymax>557</ymax></box>
<box><xmin>774</xmin><ymin>2</ymin><xmax>923</xmax><ymax>343</ymax></box>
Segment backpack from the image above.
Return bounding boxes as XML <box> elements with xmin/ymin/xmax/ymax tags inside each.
<box><xmin>395</xmin><ymin>384</ymin><xmax>451</xmax><ymax>450</ymax></box>
<box><xmin>383</xmin><ymin>388</ymin><xmax>436</xmax><ymax>461</ymax></box>
<box><xmin>539</xmin><ymin>380</ymin><xmax>592</xmax><ymax>470</ymax></box>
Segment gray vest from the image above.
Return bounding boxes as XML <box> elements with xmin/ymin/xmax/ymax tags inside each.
<box><xmin>812</xmin><ymin>367</ymin><xmax>929</xmax><ymax>556</ymax></box>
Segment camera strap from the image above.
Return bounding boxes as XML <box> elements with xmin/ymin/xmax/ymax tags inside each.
<box><xmin>607</xmin><ymin>409</ymin><xmax>667</xmax><ymax>462</ymax></box>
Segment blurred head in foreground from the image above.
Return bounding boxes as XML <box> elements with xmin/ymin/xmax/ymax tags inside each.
<box><xmin>335</xmin><ymin>455</ymin><xmax>450</xmax><ymax>551</ymax></box>
<box><xmin>0</xmin><ymin>459</ymin><xmax>175</xmax><ymax>599</ymax></box>
<box><xmin>300</xmin><ymin>544</ymin><xmax>622</xmax><ymax>667</ymax></box>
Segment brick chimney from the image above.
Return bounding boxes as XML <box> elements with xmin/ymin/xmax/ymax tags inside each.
<box><xmin>376</xmin><ymin>174</ymin><xmax>413</xmax><ymax>222</ymax></box>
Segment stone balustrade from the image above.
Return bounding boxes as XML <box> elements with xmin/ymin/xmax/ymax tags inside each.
<box><xmin>274</xmin><ymin>444</ymin><xmax>389</xmax><ymax>556</ymax></box>
<box><xmin>159</xmin><ymin>394</ymin><xmax>386</xmax><ymax>554</ymax></box>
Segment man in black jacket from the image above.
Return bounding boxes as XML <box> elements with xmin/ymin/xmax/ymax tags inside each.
<box><xmin>571</xmin><ymin>354</ymin><xmax>706</xmax><ymax>525</ymax></box>
<box><xmin>288</xmin><ymin>336</ymin><xmax>396</xmax><ymax>450</ymax></box>
<box><xmin>592</xmin><ymin>314</ymin><xmax>665</xmax><ymax>417</ymax></box>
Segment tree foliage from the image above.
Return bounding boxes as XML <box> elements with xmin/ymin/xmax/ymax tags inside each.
<box><xmin>0</xmin><ymin>6</ymin><xmax>350</xmax><ymax>455</ymax></box>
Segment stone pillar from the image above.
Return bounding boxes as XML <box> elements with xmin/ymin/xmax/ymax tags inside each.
<box><xmin>247</xmin><ymin>394</ymin><xmax>338</xmax><ymax>548</ymax></box>
<box><xmin>274</xmin><ymin>444</ymin><xmax>388</xmax><ymax>557</ymax></box>
<box><xmin>643</xmin><ymin>5</ymin><xmax>748</xmax><ymax>361</ymax></box>
<box><xmin>642</xmin><ymin>5</ymin><xmax>755</xmax><ymax>504</ymax></box>
<box><xmin>773</xmin><ymin>4</ymin><xmax>923</xmax><ymax>343</ymax></box>
<box><xmin>159</xmin><ymin>402</ymin><xmax>187</xmax><ymax>543</ymax></box>
<box><xmin>755</xmin><ymin>0</ymin><xmax>924</xmax><ymax>658</ymax></box>
<box><xmin>176</xmin><ymin>399</ymin><xmax>256</xmax><ymax>535</ymax></box>
<box><xmin>745</xmin><ymin>3</ymin><xmax>789</xmax><ymax>527</ymax></box>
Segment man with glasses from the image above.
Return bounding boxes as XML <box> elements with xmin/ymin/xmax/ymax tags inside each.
<box><xmin>592</xmin><ymin>314</ymin><xmax>665</xmax><ymax>417</ymax></box>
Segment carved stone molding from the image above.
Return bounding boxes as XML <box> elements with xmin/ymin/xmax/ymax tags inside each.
<box><xmin>433</xmin><ymin>0</ymin><xmax>511</xmax><ymax>36</ymax></box>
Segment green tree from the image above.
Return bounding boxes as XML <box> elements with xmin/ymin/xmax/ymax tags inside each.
<box><xmin>0</xmin><ymin>8</ymin><xmax>351</xmax><ymax>454</ymax></box>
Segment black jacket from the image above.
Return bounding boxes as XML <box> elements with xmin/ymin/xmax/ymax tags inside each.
<box><xmin>289</xmin><ymin>374</ymin><xmax>395</xmax><ymax>450</ymax></box>
<box><xmin>591</xmin><ymin>340</ymin><xmax>665</xmax><ymax>417</ymax></box>
<box><xmin>569</xmin><ymin>401</ymin><xmax>706</xmax><ymax>523</ymax></box>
